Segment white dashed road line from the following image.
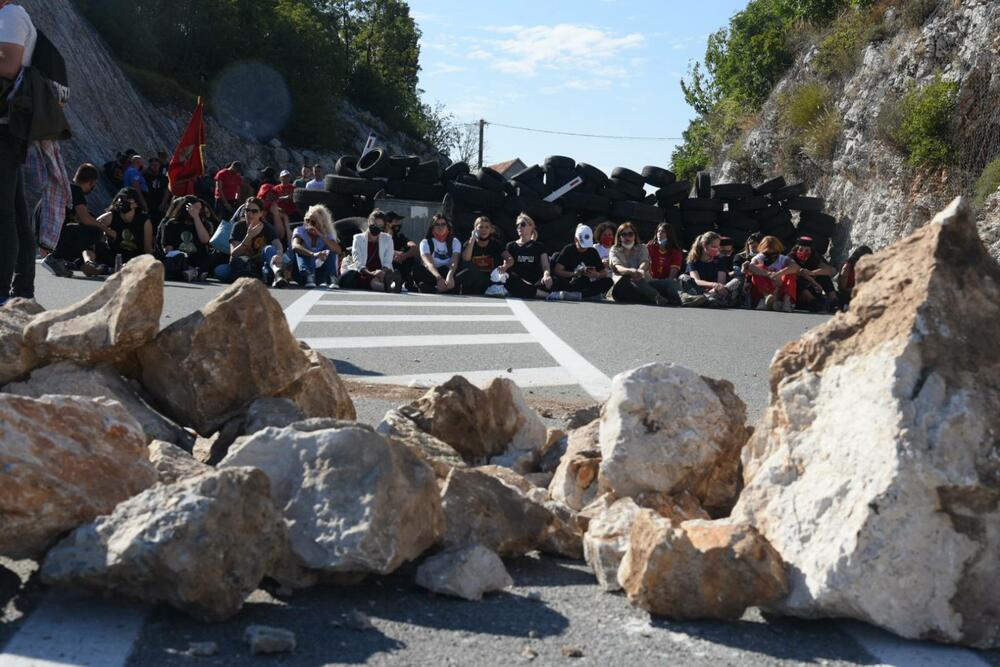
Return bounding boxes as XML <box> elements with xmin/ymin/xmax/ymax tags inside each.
<box><xmin>340</xmin><ymin>366</ymin><xmax>575</xmax><ymax>389</ymax></box>
<box><xmin>301</xmin><ymin>333</ymin><xmax>538</xmax><ymax>350</ymax></box>
<box><xmin>301</xmin><ymin>314</ymin><xmax>519</xmax><ymax>323</ymax></box>
<box><xmin>311</xmin><ymin>300</ymin><xmax>510</xmax><ymax>308</ymax></box>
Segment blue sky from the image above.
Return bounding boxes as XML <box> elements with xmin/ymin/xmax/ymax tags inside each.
<box><xmin>411</xmin><ymin>0</ymin><xmax>747</xmax><ymax>175</ymax></box>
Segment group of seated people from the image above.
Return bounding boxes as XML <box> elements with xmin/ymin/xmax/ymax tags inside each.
<box><xmin>43</xmin><ymin>162</ymin><xmax>872</xmax><ymax>312</ymax></box>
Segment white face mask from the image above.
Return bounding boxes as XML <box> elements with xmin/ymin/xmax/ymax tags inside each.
<box><xmin>622</xmin><ymin>240</ymin><xmax>635</xmax><ymax>249</ymax></box>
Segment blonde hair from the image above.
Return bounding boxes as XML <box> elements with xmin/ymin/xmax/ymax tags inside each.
<box><xmin>757</xmin><ymin>235</ymin><xmax>785</xmax><ymax>255</ymax></box>
<box><xmin>516</xmin><ymin>213</ymin><xmax>538</xmax><ymax>241</ymax></box>
<box><xmin>686</xmin><ymin>231</ymin><xmax>721</xmax><ymax>265</ymax></box>
<box><xmin>303</xmin><ymin>204</ymin><xmax>335</xmax><ymax>241</ymax></box>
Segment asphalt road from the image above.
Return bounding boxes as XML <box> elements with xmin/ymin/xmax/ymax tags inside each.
<box><xmin>3</xmin><ymin>270</ymin><xmax>998</xmax><ymax>667</ymax></box>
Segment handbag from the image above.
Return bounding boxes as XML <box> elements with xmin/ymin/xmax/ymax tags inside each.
<box><xmin>210</xmin><ymin>219</ymin><xmax>233</xmax><ymax>254</ymax></box>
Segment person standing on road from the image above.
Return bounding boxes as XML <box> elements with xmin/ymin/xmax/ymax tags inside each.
<box><xmin>412</xmin><ymin>213</ymin><xmax>460</xmax><ymax>294</ymax></box>
<box><xmin>550</xmin><ymin>224</ymin><xmax>612</xmax><ymax>302</ymax></box>
<box><xmin>0</xmin><ymin>0</ymin><xmax>36</xmax><ymax>302</ymax></box>
<box><xmin>289</xmin><ymin>204</ymin><xmax>340</xmax><ymax>288</ymax></box>
<box><xmin>498</xmin><ymin>213</ymin><xmax>552</xmax><ymax>300</ymax></box>
<box><xmin>745</xmin><ymin>235</ymin><xmax>798</xmax><ymax>312</ymax></box>
<box><xmin>457</xmin><ymin>215</ymin><xmax>504</xmax><ymax>295</ymax></box>
<box><xmin>340</xmin><ymin>210</ymin><xmax>401</xmax><ymax>292</ymax></box>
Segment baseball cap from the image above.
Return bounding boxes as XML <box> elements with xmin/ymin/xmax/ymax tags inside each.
<box><xmin>384</xmin><ymin>211</ymin><xmax>405</xmax><ymax>221</ymax></box>
<box><xmin>575</xmin><ymin>224</ymin><xmax>595</xmax><ymax>248</ymax></box>
<box><xmin>279</xmin><ymin>169</ymin><xmax>292</xmax><ymax>177</ymax></box>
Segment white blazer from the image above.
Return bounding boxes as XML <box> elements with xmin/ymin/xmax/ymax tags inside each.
<box><xmin>344</xmin><ymin>231</ymin><xmax>395</xmax><ymax>273</ymax></box>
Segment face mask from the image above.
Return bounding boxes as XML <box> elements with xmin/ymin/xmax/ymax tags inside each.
<box><xmin>706</xmin><ymin>246</ymin><xmax>720</xmax><ymax>258</ymax></box>
<box><xmin>796</xmin><ymin>251</ymin><xmax>810</xmax><ymax>262</ymax></box>
<box><xmin>600</xmin><ymin>235</ymin><xmax>614</xmax><ymax>248</ymax></box>
<box><xmin>433</xmin><ymin>227</ymin><xmax>449</xmax><ymax>241</ymax></box>
<box><xmin>622</xmin><ymin>240</ymin><xmax>635</xmax><ymax>249</ymax></box>
<box><xmin>658</xmin><ymin>239</ymin><xmax>669</xmax><ymax>249</ymax></box>
<box><xmin>369</xmin><ymin>224</ymin><xmax>383</xmax><ymax>235</ymax></box>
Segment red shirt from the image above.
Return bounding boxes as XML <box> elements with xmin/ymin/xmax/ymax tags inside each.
<box><xmin>215</xmin><ymin>168</ymin><xmax>243</xmax><ymax>202</ymax></box>
<box><xmin>647</xmin><ymin>242</ymin><xmax>683</xmax><ymax>279</ymax></box>
<box><xmin>273</xmin><ymin>182</ymin><xmax>297</xmax><ymax>216</ymax></box>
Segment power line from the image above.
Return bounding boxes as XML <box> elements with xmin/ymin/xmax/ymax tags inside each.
<box><xmin>475</xmin><ymin>120</ymin><xmax>682</xmax><ymax>142</ymax></box>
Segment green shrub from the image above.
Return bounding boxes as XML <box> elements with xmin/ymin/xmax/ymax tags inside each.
<box><xmin>885</xmin><ymin>75</ymin><xmax>959</xmax><ymax>167</ymax></box>
<box><xmin>671</xmin><ymin>118</ymin><xmax>713</xmax><ymax>183</ymax></box>
<box><xmin>814</xmin><ymin>5</ymin><xmax>886</xmax><ymax>77</ymax></box>
<box><xmin>902</xmin><ymin>0</ymin><xmax>939</xmax><ymax>28</ymax></box>
<box><xmin>803</xmin><ymin>109</ymin><xmax>842</xmax><ymax>160</ymax></box>
<box><xmin>781</xmin><ymin>82</ymin><xmax>832</xmax><ymax>130</ymax></box>
<box><xmin>974</xmin><ymin>158</ymin><xmax>1000</xmax><ymax>204</ymax></box>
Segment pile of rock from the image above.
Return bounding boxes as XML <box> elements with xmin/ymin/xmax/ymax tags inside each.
<box><xmin>1</xmin><ymin>197</ymin><xmax>996</xmax><ymax>651</ymax></box>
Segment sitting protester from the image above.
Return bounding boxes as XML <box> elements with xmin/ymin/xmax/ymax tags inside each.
<box><xmin>594</xmin><ymin>221</ymin><xmax>616</xmax><ymax>268</ymax></box>
<box><xmin>94</xmin><ymin>188</ymin><xmax>155</xmax><ymax>269</ymax></box>
<box><xmin>608</xmin><ymin>222</ymin><xmax>673</xmax><ymax>306</ymax></box>
<box><xmin>386</xmin><ymin>211</ymin><xmax>419</xmax><ymax>287</ymax></box>
<box><xmin>497</xmin><ymin>213</ymin><xmax>553</xmax><ymax>299</ymax></box>
<box><xmin>718</xmin><ymin>236</ymin><xmax>736</xmax><ymax>277</ymax></box>
<box><xmin>458</xmin><ymin>216</ymin><xmax>505</xmax><ymax>295</ymax></box>
<box><xmin>157</xmin><ymin>196</ymin><xmax>224</xmax><ymax>282</ymax></box>
<box><xmin>257</xmin><ymin>180</ymin><xmax>290</xmax><ymax>247</ymax></box>
<box><xmin>290</xmin><ymin>204</ymin><xmax>341</xmax><ymax>288</ymax></box>
<box><xmin>221</xmin><ymin>196</ymin><xmax>287</xmax><ymax>286</ymax></box>
<box><xmin>647</xmin><ymin>223</ymin><xmax>684</xmax><ymax>280</ymax></box>
<box><xmin>734</xmin><ymin>231</ymin><xmax>763</xmax><ymax>278</ymax></box>
<box><xmin>41</xmin><ymin>164</ymin><xmax>108</xmax><ymax>278</ymax></box>
<box><xmin>305</xmin><ymin>164</ymin><xmax>325</xmax><ymax>190</ymax></box>
<box><xmin>412</xmin><ymin>213</ymin><xmax>461</xmax><ymax>294</ymax></box>
<box><xmin>550</xmin><ymin>224</ymin><xmax>612</xmax><ymax>301</ymax></box>
<box><xmin>790</xmin><ymin>237</ymin><xmax>838</xmax><ymax>312</ymax></box>
<box><xmin>683</xmin><ymin>231</ymin><xmax>742</xmax><ymax>307</ymax></box>
<box><xmin>273</xmin><ymin>169</ymin><xmax>298</xmax><ymax>220</ymax></box>
<box><xmin>745</xmin><ymin>235</ymin><xmax>798</xmax><ymax>312</ymax></box>
<box><xmin>340</xmin><ymin>210</ymin><xmax>402</xmax><ymax>292</ymax></box>
<box><xmin>836</xmin><ymin>244</ymin><xmax>873</xmax><ymax>310</ymax></box>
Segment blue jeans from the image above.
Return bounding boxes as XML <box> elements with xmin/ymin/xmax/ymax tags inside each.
<box><xmin>290</xmin><ymin>251</ymin><xmax>331</xmax><ymax>285</ymax></box>
<box><xmin>213</xmin><ymin>245</ymin><xmax>278</xmax><ymax>283</ymax></box>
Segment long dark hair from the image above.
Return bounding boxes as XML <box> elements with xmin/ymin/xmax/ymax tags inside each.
<box><xmin>651</xmin><ymin>223</ymin><xmax>681</xmax><ymax>252</ymax></box>
<box><xmin>425</xmin><ymin>213</ymin><xmax>454</xmax><ymax>243</ymax></box>
<box><xmin>164</xmin><ymin>195</ymin><xmax>217</xmax><ymax>224</ymax></box>
<box><xmin>108</xmin><ymin>188</ymin><xmax>140</xmax><ymax>214</ymax></box>
<box><xmin>243</xmin><ymin>196</ymin><xmax>265</xmax><ymax>223</ymax></box>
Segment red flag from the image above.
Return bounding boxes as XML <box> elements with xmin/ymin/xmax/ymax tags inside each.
<box><xmin>167</xmin><ymin>97</ymin><xmax>206</xmax><ymax>197</ymax></box>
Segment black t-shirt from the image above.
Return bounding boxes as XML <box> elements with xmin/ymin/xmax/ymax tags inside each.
<box><xmin>158</xmin><ymin>218</ymin><xmax>214</xmax><ymax>261</ymax></box>
<box><xmin>718</xmin><ymin>254</ymin><xmax>734</xmax><ymax>275</ymax></box>
<box><xmin>506</xmin><ymin>239</ymin><xmax>546</xmax><ymax>283</ymax></box>
<box><xmin>392</xmin><ymin>231</ymin><xmax>412</xmax><ymax>253</ymax></box>
<box><xmin>469</xmin><ymin>238</ymin><xmax>504</xmax><ymax>273</ymax></box>
<box><xmin>108</xmin><ymin>210</ymin><xmax>149</xmax><ymax>261</ymax></box>
<box><xmin>556</xmin><ymin>243</ymin><xmax>603</xmax><ymax>274</ymax></box>
<box><xmin>65</xmin><ymin>184</ymin><xmax>87</xmax><ymax>226</ymax></box>
<box><xmin>686</xmin><ymin>258</ymin><xmax>724</xmax><ymax>282</ymax></box>
<box><xmin>789</xmin><ymin>251</ymin><xmax>820</xmax><ymax>271</ymax></box>
<box><xmin>231</xmin><ymin>220</ymin><xmax>278</xmax><ymax>260</ymax></box>
<box><xmin>145</xmin><ymin>170</ymin><xmax>169</xmax><ymax>212</ymax></box>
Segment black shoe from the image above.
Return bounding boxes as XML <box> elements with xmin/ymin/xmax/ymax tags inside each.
<box><xmin>42</xmin><ymin>254</ymin><xmax>73</xmax><ymax>278</ymax></box>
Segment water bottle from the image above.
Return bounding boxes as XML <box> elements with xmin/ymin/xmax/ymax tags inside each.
<box><xmin>114</xmin><ymin>254</ymin><xmax>123</xmax><ymax>273</ymax></box>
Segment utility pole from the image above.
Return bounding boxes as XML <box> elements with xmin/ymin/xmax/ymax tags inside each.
<box><xmin>478</xmin><ymin>119</ymin><xmax>485</xmax><ymax>169</ymax></box>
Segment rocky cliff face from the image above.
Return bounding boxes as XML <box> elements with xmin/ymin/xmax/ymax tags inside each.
<box><xmin>718</xmin><ymin>0</ymin><xmax>1000</xmax><ymax>262</ymax></box>
<box><xmin>21</xmin><ymin>0</ymin><xmax>436</xmax><ymax>200</ymax></box>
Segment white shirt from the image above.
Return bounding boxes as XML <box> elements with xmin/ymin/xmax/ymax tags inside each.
<box><xmin>0</xmin><ymin>4</ymin><xmax>36</xmax><ymax>125</ymax></box>
<box><xmin>305</xmin><ymin>179</ymin><xmax>324</xmax><ymax>190</ymax></box>
<box><xmin>419</xmin><ymin>237</ymin><xmax>461</xmax><ymax>268</ymax></box>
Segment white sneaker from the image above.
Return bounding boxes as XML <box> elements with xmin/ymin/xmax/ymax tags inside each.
<box><xmin>485</xmin><ymin>284</ymin><xmax>508</xmax><ymax>297</ymax></box>
<box><xmin>182</xmin><ymin>267</ymin><xmax>199</xmax><ymax>282</ymax></box>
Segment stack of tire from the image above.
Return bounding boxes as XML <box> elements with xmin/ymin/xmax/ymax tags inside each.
<box><xmin>292</xmin><ymin>148</ymin><xmax>445</xmax><ymax>222</ymax></box>
<box><xmin>659</xmin><ymin>171</ymin><xmax>835</xmax><ymax>254</ymax></box>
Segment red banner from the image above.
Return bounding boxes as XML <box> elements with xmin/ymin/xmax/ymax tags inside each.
<box><xmin>167</xmin><ymin>98</ymin><xmax>206</xmax><ymax>197</ymax></box>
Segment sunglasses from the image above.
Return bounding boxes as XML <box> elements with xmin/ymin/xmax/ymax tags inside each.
<box><xmin>246</xmin><ymin>208</ymin><xmax>261</xmax><ymax>214</ymax></box>
<box><xmin>620</xmin><ymin>231</ymin><xmax>635</xmax><ymax>237</ymax></box>
<box><xmin>433</xmin><ymin>222</ymin><xmax>448</xmax><ymax>228</ymax></box>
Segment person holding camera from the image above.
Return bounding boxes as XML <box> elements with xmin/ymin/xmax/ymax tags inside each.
<box><xmin>94</xmin><ymin>188</ymin><xmax>154</xmax><ymax>269</ymax></box>
<box><xmin>550</xmin><ymin>224</ymin><xmax>612</xmax><ymax>301</ymax></box>
<box><xmin>457</xmin><ymin>215</ymin><xmax>504</xmax><ymax>295</ymax></box>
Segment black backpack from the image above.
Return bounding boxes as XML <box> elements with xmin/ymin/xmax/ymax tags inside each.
<box><xmin>8</xmin><ymin>28</ymin><xmax>72</xmax><ymax>142</ymax></box>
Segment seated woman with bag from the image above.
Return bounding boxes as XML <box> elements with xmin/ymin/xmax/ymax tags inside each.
<box><xmin>157</xmin><ymin>196</ymin><xmax>226</xmax><ymax>282</ymax></box>
<box><xmin>218</xmin><ymin>196</ymin><xmax>287</xmax><ymax>286</ymax></box>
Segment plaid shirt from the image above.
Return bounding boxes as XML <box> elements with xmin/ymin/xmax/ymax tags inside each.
<box><xmin>25</xmin><ymin>140</ymin><xmax>70</xmax><ymax>251</ymax></box>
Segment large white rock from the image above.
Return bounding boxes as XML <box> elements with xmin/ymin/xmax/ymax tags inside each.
<box><xmin>548</xmin><ymin>420</ymin><xmax>602</xmax><ymax>512</ymax></box>
<box><xmin>599</xmin><ymin>363</ymin><xmax>750</xmax><ymax>517</ymax></box>
<box><xmin>41</xmin><ymin>467</ymin><xmax>285</xmax><ymax>622</ymax></box>
<box><xmin>220</xmin><ymin>421</ymin><xmax>443</xmax><ymax>580</ymax></box>
<box><xmin>582</xmin><ymin>497</ymin><xmax>642</xmax><ymax>592</ymax></box>
<box><xmin>415</xmin><ymin>544</ymin><xmax>513</xmax><ymax>600</ymax></box>
<box><xmin>733</xmin><ymin>199</ymin><xmax>1000</xmax><ymax>649</ymax></box>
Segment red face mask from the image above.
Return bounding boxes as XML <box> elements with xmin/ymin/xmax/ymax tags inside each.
<box><xmin>796</xmin><ymin>250</ymin><xmax>811</xmax><ymax>262</ymax></box>
<box><xmin>600</xmin><ymin>234</ymin><xmax>614</xmax><ymax>248</ymax></box>
<box><xmin>707</xmin><ymin>246</ymin><xmax>720</xmax><ymax>258</ymax></box>
<box><xmin>432</xmin><ymin>226</ymin><xmax>449</xmax><ymax>241</ymax></box>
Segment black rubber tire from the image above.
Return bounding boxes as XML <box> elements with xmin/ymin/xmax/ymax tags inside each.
<box><xmin>808</xmin><ymin>234</ymin><xmax>831</xmax><ymax>256</ymax></box>
<box><xmin>389</xmin><ymin>155</ymin><xmax>420</xmax><ymax>168</ymax></box>
<box><xmin>771</xmin><ymin>182</ymin><xmax>807</xmax><ymax>201</ymax></box>
<box><xmin>716</xmin><ymin>227</ymin><xmax>750</xmax><ymax>247</ymax></box>
<box><xmin>798</xmin><ymin>211</ymin><xmax>837</xmax><ymax>237</ymax></box>
<box><xmin>608</xmin><ymin>177</ymin><xmax>646</xmax><ymax>201</ymax></box>
<box><xmin>682</xmin><ymin>221</ymin><xmax>717</xmax><ymax>235</ymax></box>
<box><xmin>384</xmin><ymin>179</ymin><xmax>445</xmax><ymax>202</ymax></box>
<box><xmin>543</xmin><ymin>155</ymin><xmax>575</xmax><ymax>170</ymax></box>
<box><xmin>641</xmin><ymin>166</ymin><xmax>676</xmax><ymax>188</ymax></box>
<box><xmin>603</xmin><ymin>185</ymin><xmax>626</xmax><ymax>202</ymax></box>
<box><xmin>515</xmin><ymin>181</ymin><xmax>547</xmax><ymax>199</ymax></box>
<box><xmin>729</xmin><ymin>195</ymin><xmax>770</xmax><ymax>212</ymax></box>
<box><xmin>631</xmin><ymin>220</ymin><xmax>659</xmax><ymax>242</ymax></box>
<box><xmin>335</xmin><ymin>156</ymin><xmax>359</xmax><ymax>177</ymax></box>
<box><xmin>680</xmin><ymin>198</ymin><xmax>724</xmax><ymax>212</ymax></box>
<box><xmin>612</xmin><ymin>201</ymin><xmax>664</xmax><ymax>224</ymax></box>
<box><xmin>456</xmin><ymin>173</ymin><xmax>479</xmax><ymax>186</ymax></box>
<box><xmin>545</xmin><ymin>165</ymin><xmax>576</xmax><ymax>190</ymax></box>
<box><xmin>323</xmin><ymin>175</ymin><xmax>384</xmax><ymax>197</ymax></box>
<box><xmin>695</xmin><ymin>171</ymin><xmax>712</xmax><ymax>199</ymax></box>
<box><xmin>505</xmin><ymin>194</ymin><xmax>562</xmax><ymax>222</ymax></box>
<box><xmin>511</xmin><ymin>164</ymin><xmax>544</xmax><ymax>183</ymax></box>
<box><xmin>655</xmin><ymin>181</ymin><xmax>690</xmax><ymax>207</ymax></box>
<box><xmin>476</xmin><ymin>167</ymin><xmax>508</xmax><ymax>193</ymax></box>
<box><xmin>356</xmin><ymin>148</ymin><xmax>389</xmax><ymax>178</ymax></box>
<box><xmin>293</xmin><ymin>188</ymin><xmax>338</xmax><ymax>209</ymax></box>
<box><xmin>753</xmin><ymin>205</ymin><xmax>784</xmax><ymax>222</ymax></box>
<box><xmin>406</xmin><ymin>160</ymin><xmax>441</xmax><ymax>184</ymax></box>
<box><xmin>559</xmin><ymin>191</ymin><xmax>612</xmax><ymax>215</ymax></box>
<box><xmin>785</xmin><ymin>196</ymin><xmax>825</xmax><ymax>212</ymax></box>
<box><xmin>717</xmin><ymin>212</ymin><xmax>760</xmax><ymax>232</ymax></box>
<box><xmin>576</xmin><ymin>163</ymin><xmax>610</xmax><ymax>189</ymax></box>
<box><xmin>664</xmin><ymin>207</ymin><xmax>683</xmax><ymax>227</ymax></box>
<box><xmin>441</xmin><ymin>161</ymin><xmax>470</xmax><ymax>183</ymax></box>
<box><xmin>610</xmin><ymin>166</ymin><xmax>644</xmax><ymax>186</ymax></box>
<box><xmin>711</xmin><ymin>183</ymin><xmax>754</xmax><ymax>200</ymax></box>
<box><xmin>754</xmin><ymin>176</ymin><xmax>786</xmax><ymax>196</ymax></box>
<box><xmin>761</xmin><ymin>215</ymin><xmax>795</xmax><ymax>238</ymax></box>
<box><xmin>334</xmin><ymin>217</ymin><xmax>368</xmax><ymax>242</ymax></box>
<box><xmin>448</xmin><ymin>181</ymin><xmax>505</xmax><ymax>209</ymax></box>
<box><xmin>681</xmin><ymin>210</ymin><xmax>719</xmax><ymax>226</ymax></box>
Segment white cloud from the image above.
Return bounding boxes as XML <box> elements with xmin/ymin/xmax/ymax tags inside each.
<box><xmin>540</xmin><ymin>79</ymin><xmax>613</xmax><ymax>94</ymax></box>
<box><xmin>425</xmin><ymin>63</ymin><xmax>466</xmax><ymax>77</ymax></box>
<box><xmin>474</xmin><ymin>24</ymin><xmax>644</xmax><ymax>79</ymax></box>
